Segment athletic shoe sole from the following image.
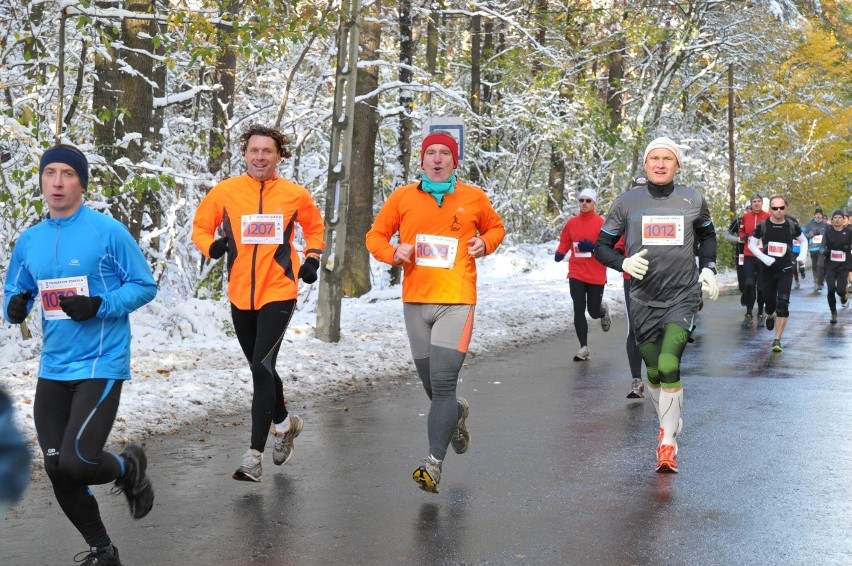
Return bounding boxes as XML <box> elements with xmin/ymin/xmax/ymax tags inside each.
<box><xmin>656</xmin><ymin>445</ymin><xmax>679</xmax><ymax>473</ymax></box>
<box><xmin>412</xmin><ymin>468</ymin><xmax>439</xmax><ymax>493</ymax></box>
<box><xmin>232</xmin><ymin>469</ymin><xmax>262</xmax><ymax>482</ymax></box>
<box><xmin>655</xmin><ymin>461</ymin><xmax>679</xmax><ymax>473</ymax></box>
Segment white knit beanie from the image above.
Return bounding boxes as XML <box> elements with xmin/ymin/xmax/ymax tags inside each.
<box><xmin>642</xmin><ymin>137</ymin><xmax>683</xmax><ymax>167</ymax></box>
<box><xmin>578</xmin><ymin>188</ymin><xmax>597</xmax><ymax>203</ymax></box>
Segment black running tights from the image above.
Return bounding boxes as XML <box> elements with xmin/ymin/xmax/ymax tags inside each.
<box><xmin>569</xmin><ymin>278</ymin><xmax>604</xmax><ymax>348</ymax></box>
<box><xmin>231</xmin><ymin>300</ymin><xmax>296</xmax><ymax>452</ymax></box>
<box><xmin>826</xmin><ymin>263</ymin><xmax>850</xmax><ymax>312</ymax></box>
<box><xmin>33</xmin><ymin>378</ymin><xmax>124</xmax><ymax>548</ymax></box>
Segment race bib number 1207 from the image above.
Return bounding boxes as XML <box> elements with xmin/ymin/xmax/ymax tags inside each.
<box><xmin>241</xmin><ymin>214</ymin><xmax>284</xmax><ymax>244</ymax></box>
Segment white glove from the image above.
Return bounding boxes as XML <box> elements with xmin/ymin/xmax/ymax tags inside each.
<box><xmin>622</xmin><ymin>249</ymin><xmax>649</xmax><ymax>280</ymax></box>
<box><xmin>698</xmin><ymin>268</ymin><xmax>719</xmax><ymax>300</ymax></box>
<box><xmin>759</xmin><ymin>255</ymin><xmax>776</xmax><ymax>267</ymax></box>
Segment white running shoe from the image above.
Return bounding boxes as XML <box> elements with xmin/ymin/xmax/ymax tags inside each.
<box><xmin>273</xmin><ymin>414</ymin><xmax>303</xmax><ymax>465</ymax></box>
<box><xmin>627</xmin><ymin>377</ymin><xmax>644</xmax><ymax>399</ymax></box>
<box><xmin>233</xmin><ymin>449</ymin><xmax>262</xmax><ymax>482</ymax></box>
<box><xmin>573</xmin><ymin>346</ymin><xmax>590</xmax><ymax>361</ymax></box>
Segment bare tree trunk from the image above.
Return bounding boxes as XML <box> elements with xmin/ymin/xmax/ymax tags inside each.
<box><xmin>208</xmin><ymin>1</ymin><xmax>241</xmax><ymax>176</ymax></box>
<box><xmin>396</xmin><ymin>0</ymin><xmax>414</xmax><ymax>186</ymax></box>
<box><xmin>469</xmin><ymin>11</ymin><xmax>482</xmax><ymax>185</ymax></box>
<box><xmin>92</xmin><ymin>0</ymin><xmax>156</xmax><ymax>242</ymax></box>
<box><xmin>342</xmin><ymin>0</ymin><xmax>381</xmax><ymax>298</ymax></box>
<box><xmin>727</xmin><ymin>64</ymin><xmax>736</xmax><ymax>214</ymax></box>
<box><xmin>548</xmin><ymin>149</ymin><xmax>565</xmax><ymax>214</ymax></box>
<box><xmin>607</xmin><ymin>38</ymin><xmax>625</xmax><ymax>131</ymax></box>
<box><xmin>425</xmin><ymin>0</ymin><xmax>442</xmax><ymax>105</ymax></box>
<box><xmin>146</xmin><ymin>2</ymin><xmax>168</xmax><ymax>253</ymax></box>
<box><xmin>534</xmin><ymin>0</ymin><xmax>566</xmax><ymax>214</ymax></box>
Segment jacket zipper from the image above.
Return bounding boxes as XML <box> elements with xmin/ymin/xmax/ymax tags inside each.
<box><xmin>249</xmin><ymin>180</ymin><xmax>265</xmax><ymax>310</ymax></box>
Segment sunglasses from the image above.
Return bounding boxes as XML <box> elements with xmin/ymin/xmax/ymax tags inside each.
<box><xmin>578</xmin><ymin>198</ymin><xmax>593</xmax><ymax>203</ymax></box>
<box><xmin>771</xmin><ymin>206</ymin><xmax>786</xmax><ymax>211</ymax></box>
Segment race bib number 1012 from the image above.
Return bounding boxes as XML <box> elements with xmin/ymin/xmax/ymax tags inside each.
<box><xmin>641</xmin><ymin>215</ymin><xmax>684</xmax><ymax>246</ymax></box>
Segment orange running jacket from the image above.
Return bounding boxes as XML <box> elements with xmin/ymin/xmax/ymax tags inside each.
<box><xmin>366</xmin><ymin>180</ymin><xmax>505</xmax><ymax>305</ymax></box>
<box><xmin>192</xmin><ymin>174</ymin><xmax>325</xmax><ymax>310</ymax></box>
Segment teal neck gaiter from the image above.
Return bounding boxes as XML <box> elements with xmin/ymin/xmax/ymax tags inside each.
<box><xmin>421</xmin><ymin>174</ymin><xmax>457</xmax><ymax>206</ymax></box>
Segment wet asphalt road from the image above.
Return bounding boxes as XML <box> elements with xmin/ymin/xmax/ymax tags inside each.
<box><xmin>3</xmin><ymin>286</ymin><xmax>852</xmax><ymax>565</ymax></box>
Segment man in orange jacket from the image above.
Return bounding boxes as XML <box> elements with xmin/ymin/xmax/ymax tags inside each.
<box><xmin>366</xmin><ymin>130</ymin><xmax>505</xmax><ymax>493</ymax></box>
<box><xmin>192</xmin><ymin>125</ymin><xmax>325</xmax><ymax>482</ymax></box>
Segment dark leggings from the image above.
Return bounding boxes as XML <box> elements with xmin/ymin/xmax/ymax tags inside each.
<box><xmin>825</xmin><ymin>263</ymin><xmax>850</xmax><ymax>312</ymax></box>
<box><xmin>763</xmin><ymin>268</ymin><xmax>793</xmax><ymax>318</ymax></box>
<box><xmin>810</xmin><ymin>251</ymin><xmax>825</xmax><ymax>287</ymax></box>
<box><xmin>623</xmin><ymin>279</ymin><xmax>642</xmax><ymax>380</ymax></box>
<box><xmin>231</xmin><ymin>300</ymin><xmax>296</xmax><ymax>452</ymax></box>
<box><xmin>741</xmin><ymin>256</ymin><xmax>765</xmax><ymax>314</ymax></box>
<box><xmin>33</xmin><ymin>378</ymin><xmax>125</xmax><ymax>548</ymax></box>
<box><xmin>568</xmin><ymin>278</ymin><xmax>604</xmax><ymax>347</ymax></box>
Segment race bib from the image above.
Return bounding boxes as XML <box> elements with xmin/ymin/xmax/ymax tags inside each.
<box><xmin>572</xmin><ymin>242</ymin><xmax>592</xmax><ymax>259</ymax></box>
<box><xmin>415</xmin><ymin>234</ymin><xmax>458</xmax><ymax>268</ymax></box>
<box><xmin>767</xmin><ymin>241</ymin><xmax>788</xmax><ymax>258</ymax></box>
<box><xmin>812</xmin><ymin>234</ymin><xmax>823</xmax><ymax>244</ymax></box>
<box><xmin>241</xmin><ymin>214</ymin><xmax>284</xmax><ymax>244</ymax></box>
<box><xmin>830</xmin><ymin>250</ymin><xmax>846</xmax><ymax>262</ymax></box>
<box><xmin>738</xmin><ymin>253</ymin><xmax>744</xmax><ymax>266</ymax></box>
<box><xmin>38</xmin><ymin>276</ymin><xmax>90</xmax><ymax>321</ymax></box>
<box><xmin>641</xmin><ymin>215</ymin><xmax>684</xmax><ymax>246</ymax></box>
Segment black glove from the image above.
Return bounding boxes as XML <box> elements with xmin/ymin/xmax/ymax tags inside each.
<box><xmin>208</xmin><ymin>237</ymin><xmax>228</xmax><ymax>260</ymax></box>
<box><xmin>554</xmin><ymin>252</ymin><xmax>565</xmax><ymax>262</ymax></box>
<box><xmin>7</xmin><ymin>291</ymin><xmax>32</xmax><ymax>324</ymax></box>
<box><xmin>298</xmin><ymin>257</ymin><xmax>320</xmax><ymax>284</ymax></box>
<box><xmin>577</xmin><ymin>240</ymin><xmax>595</xmax><ymax>253</ymax></box>
<box><xmin>59</xmin><ymin>295</ymin><xmax>103</xmax><ymax>322</ymax></box>
<box><xmin>798</xmin><ymin>264</ymin><xmax>806</xmax><ymax>279</ymax></box>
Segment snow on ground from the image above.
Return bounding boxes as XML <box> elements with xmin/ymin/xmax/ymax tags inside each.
<box><xmin>1</xmin><ymin>242</ymin><xmax>737</xmax><ymax>465</ymax></box>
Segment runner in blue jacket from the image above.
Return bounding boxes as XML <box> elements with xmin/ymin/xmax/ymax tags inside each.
<box><xmin>3</xmin><ymin>144</ymin><xmax>157</xmax><ymax>566</ymax></box>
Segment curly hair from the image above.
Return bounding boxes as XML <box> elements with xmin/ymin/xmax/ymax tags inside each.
<box><xmin>239</xmin><ymin>125</ymin><xmax>292</xmax><ymax>159</ymax></box>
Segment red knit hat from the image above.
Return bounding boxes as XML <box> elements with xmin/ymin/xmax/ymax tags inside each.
<box><xmin>420</xmin><ymin>132</ymin><xmax>459</xmax><ymax>168</ymax></box>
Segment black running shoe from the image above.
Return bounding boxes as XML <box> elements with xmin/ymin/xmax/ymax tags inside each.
<box><xmin>114</xmin><ymin>444</ymin><xmax>154</xmax><ymax>519</ymax></box>
<box><xmin>765</xmin><ymin>314</ymin><xmax>775</xmax><ymax>331</ymax></box>
<box><xmin>75</xmin><ymin>544</ymin><xmax>122</xmax><ymax>565</ymax></box>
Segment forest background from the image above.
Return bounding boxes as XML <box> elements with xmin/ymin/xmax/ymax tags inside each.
<box><xmin>1</xmin><ymin>0</ymin><xmax>850</xmax><ymax>312</ymax></box>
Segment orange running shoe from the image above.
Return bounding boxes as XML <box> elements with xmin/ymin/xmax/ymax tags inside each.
<box><xmin>656</xmin><ymin>444</ymin><xmax>678</xmax><ymax>473</ymax></box>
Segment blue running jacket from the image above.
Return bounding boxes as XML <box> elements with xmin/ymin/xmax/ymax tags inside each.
<box><xmin>3</xmin><ymin>205</ymin><xmax>157</xmax><ymax>380</ymax></box>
